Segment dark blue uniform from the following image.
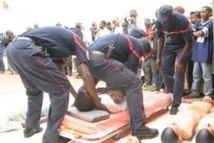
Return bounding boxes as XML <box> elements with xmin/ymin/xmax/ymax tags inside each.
<box><xmin>155</xmin><ymin>12</ymin><xmax>193</xmax><ymax>107</ymax></box>
<box><xmin>6</xmin><ymin>27</ymin><xmax>88</xmax><ymax>143</ymax></box>
<box><xmin>88</xmin><ymin>33</ymin><xmax>146</xmax><ymax>131</ymax></box>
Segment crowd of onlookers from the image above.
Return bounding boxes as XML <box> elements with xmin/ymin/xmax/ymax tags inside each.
<box><xmin>0</xmin><ymin>5</ymin><xmax>213</xmax><ymax>98</ymax></box>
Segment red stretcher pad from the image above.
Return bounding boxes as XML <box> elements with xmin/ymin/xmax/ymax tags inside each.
<box><xmin>59</xmin><ymin>92</ymin><xmax>172</xmax><ymax>142</ymax></box>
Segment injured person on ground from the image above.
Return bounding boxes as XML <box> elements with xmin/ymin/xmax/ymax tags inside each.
<box><xmin>74</xmin><ymin>88</ymin><xmax>128</xmax><ymax>113</ymax></box>
<box><xmin>0</xmin><ymin>96</ymin><xmax>49</xmax><ymax>133</ymax></box>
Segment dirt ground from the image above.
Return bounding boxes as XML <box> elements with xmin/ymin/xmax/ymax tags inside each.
<box><xmin>0</xmin><ymin>57</ymin><xmax>200</xmax><ymax>143</ymax></box>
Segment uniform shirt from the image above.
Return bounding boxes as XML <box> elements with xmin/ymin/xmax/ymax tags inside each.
<box><xmin>21</xmin><ymin>26</ymin><xmax>88</xmax><ymax>64</ymax></box>
<box><xmin>155</xmin><ymin>13</ymin><xmax>193</xmax><ymax>46</ymax></box>
<box><xmin>191</xmin><ymin>19</ymin><xmax>213</xmax><ymax>63</ymax></box>
<box><xmin>88</xmin><ymin>33</ymin><xmax>143</xmax><ymax>73</ymax></box>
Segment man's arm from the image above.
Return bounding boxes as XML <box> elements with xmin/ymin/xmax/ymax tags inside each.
<box><xmin>177</xmin><ymin>40</ymin><xmax>193</xmax><ymax>64</ymax></box>
<box><xmin>176</xmin><ymin>21</ymin><xmax>193</xmax><ymax>74</ymax></box>
<box><xmin>156</xmin><ymin>36</ymin><xmax>165</xmax><ymax>69</ymax></box>
<box><xmin>78</xmin><ymin>62</ymin><xmax>109</xmax><ymax>112</ymax></box>
<box><xmin>155</xmin><ymin>21</ymin><xmax>165</xmax><ymax>69</ymax></box>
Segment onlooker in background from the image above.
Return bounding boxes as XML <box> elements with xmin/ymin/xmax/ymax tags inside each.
<box><xmin>33</xmin><ymin>23</ymin><xmax>39</xmax><ymax>29</ymax></box>
<box><xmin>144</xmin><ymin>17</ymin><xmax>153</xmax><ymax>41</ymax></box>
<box><xmin>121</xmin><ymin>17</ymin><xmax>129</xmax><ymax>34</ymax></box>
<box><xmin>173</xmin><ymin>6</ymin><xmax>185</xmax><ymax>14</ymax></box>
<box><xmin>3</xmin><ymin>30</ymin><xmax>17</xmax><ymax>75</ymax></box>
<box><xmin>127</xmin><ymin>9</ymin><xmax>145</xmax><ymax>34</ymax></box>
<box><xmin>0</xmin><ymin>34</ymin><xmax>5</xmax><ymax>74</ymax></box>
<box><xmin>185</xmin><ymin>11</ymin><xmax>201</xmax><ymax>94</ymax></box>
<box><xmin>26</xmin><ymin>26</ymin><xmax>32</xmax><ymax>31</ymax></box>
<box><xmin>143</xmin><ymin>17</ymin><xmax>156</xmax><ymax>91</ymax></box>
<box><xmin>62</xmin><ymin>55</ymin><xmax>73</xmax><ymax>76</ymax></box>
<box><xmin>142</xmin><ymin>41</ymin><xmax>157</xmax><ymax>91</ymax></box>
<box><xmin>96</xmin><ymin>20</ymin><xmax>111</xmax><ymax>39</ymax></box>
<box><xmin>155</xmin><ymin>5</ymin><xmax>193</xmax><ymax>114</ymax></box>
<box><xmin>55</xmin><ymin>22</ymin><xmax>62</xmax><ymax>27</ymax></box>
<box><xmin>190</xmin><ymin>11</ymin><xmax>201</xmax><ymax>25</ymax></box>
<box><xmin>75</xmin><ymin>22</ymin><xmax>90</xmax><ymax>46</ymax></box>
<box><xmin>112</xmin><ymin>17</ymin><xmax>123</xmax><ymax>33</ymax></box>
<box><xmin>106</xmin><ymin>21</ymin><xmax>113</xmax><ymax>33</ymax></box>
<box><xmin>186</xmin><ymin>6</ymin><xmax>213</xmax><ymax>98</ymax></box>
<box><xmin>90</xmin><ymin>22</ymin><xmax>98</xmax><ymax>42</ymax></box>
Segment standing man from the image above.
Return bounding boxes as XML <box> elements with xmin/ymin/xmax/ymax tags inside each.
<box><xmin>87</xmin><ymin>33</ymin><xmax>159</xmax><ymax>141</ymax></box>
<box><xmin>127</xmin><ymin>9</ymin><xmax>145</xmax><ymax>34</ymax></box>
<box><xmin>155</xmin><ymin>5</ymin><xmax>193</xmax><ymax>114</ymax></box>
<box><xmin>6</xmin><ymin>26</ymin><xmax>108</xmax><ymax>143</ymax></box>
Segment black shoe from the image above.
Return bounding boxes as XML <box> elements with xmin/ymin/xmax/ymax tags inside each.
<box><xmin>42</xmin><ymin>136</ymin><xmax>70</xmax><ymax>143</ymax></box>
<box><xmin>132</xmin><ymin>126</ymin><xmax>159</xmax><ymax>140</ymax></box>
<box><xmin>184</xmin><ymin>92</ymin><xmax>200</xmax><ymax>99</ymax></box>
<box><xmin>58</xmin><ymin>136</ymin><xmax>70</xmax><ymax>143</ymax></box>
<box><xmin>24</xmin><ymin>127</ymin><xmax>43</xmax><ymax>138</ymax></box>
<box><xmin>170</xmin><ymin>105</ymin><xmax>179</xmax><ymax>115</ymax></box>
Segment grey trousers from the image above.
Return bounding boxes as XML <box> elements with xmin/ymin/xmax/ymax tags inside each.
<box><xmin>88</xmin><ymin>54</ymin><xmax>146</xmax><ymax>130</ymax></box>
<box><xmin>6</xmin><ymin>40</ymin><xmax>70</xmax><ymax>143</ymax></box>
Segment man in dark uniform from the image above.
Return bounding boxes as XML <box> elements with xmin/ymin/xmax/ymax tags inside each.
<box><xmin>155</xmin><ymin>5</ymin><xmax>193</xmax><ymax>114</ymax></box>
<box><xmin>6</xmin><ymin>26</ymin><xmax>108</xmax><ymax>143</ymax></box>
<box><xmin>86</xmin><ymin>33</ymin><xmax>159</xmax><ymax>141</ymax></box>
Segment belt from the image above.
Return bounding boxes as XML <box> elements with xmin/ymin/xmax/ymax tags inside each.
<box><xmin>89</xmin><ymin>51</ymin><xmax>105</xmax><ymax>56</ymax></box>
<box><xmin>14</xmin><ymin>37</ymin><xmax>34</xmax><ymax>43</ymax></box>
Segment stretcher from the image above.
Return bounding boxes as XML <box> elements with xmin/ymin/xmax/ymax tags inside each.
<box><xmin>59</xmin><ymin>92</ymin><xmax>172</xmax><ymax>143</ymax></box>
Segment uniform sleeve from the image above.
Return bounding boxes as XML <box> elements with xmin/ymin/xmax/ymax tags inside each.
<box><xmin>72</xmin><ymin>34</ymin><xmax>89</xmax><ymax>65</ymax></box>
<box><xmin>155</xmin><ymin>21</ymin><xmax>164</xmax><ymax>39</ymax></box>
<box><xmin>179</xmin><ymin>17</ymin><xmax>193</xmax><ymax>42</ymax></box>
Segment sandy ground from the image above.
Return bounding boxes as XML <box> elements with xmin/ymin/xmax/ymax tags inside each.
<box><xmin>0</xmin><ymin>56</ymin><xmax>200</xmax><ymax>143</ymax></box>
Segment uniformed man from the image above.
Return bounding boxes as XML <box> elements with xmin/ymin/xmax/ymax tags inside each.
<box><xmin>6</xmin><ymin>26</ymin><xmax>108</xmax><ymax>143</ymax></box>
<box><xmin>85</xmin><ymin>33</ymin><xmax>159</xmax><ymax>141</ymax></box>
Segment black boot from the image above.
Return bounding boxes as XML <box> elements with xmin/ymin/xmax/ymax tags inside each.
<box><xmin>170</xmin><ymin>105</ymin><xmax>179</xmax><ymax>115</ymax></box>
<box><xmin>24</xmin><ymin>127</ymin><xmax>43</xmax><ymax>138</ymax></box>
<box><xmin>132</xmin><ymin>126</ymin><xmax>159</xmax><ymax>140</ymax></box>
<box><xmin>42</xmin><ymin>136</ymin><xmax>70</xmax><ymax>143</ymax></box>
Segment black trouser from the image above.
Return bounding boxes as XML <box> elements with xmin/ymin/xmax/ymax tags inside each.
<box><xmin>6</xmin><ymin>39</ymin><xmax>70</xmax><ymax>143</ymax></box>
<box><xmin>161</xmin><ymin>44</ymin><xmax>190</xmax><ymax>106</ymax></box>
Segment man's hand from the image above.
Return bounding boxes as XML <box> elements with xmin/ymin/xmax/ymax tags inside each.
<box><xmin>156</xmin><ymin>58</ymin><xmax>161</xmax><ymax>70</ymax></box>
<box><xmin>96</xmin><ymin>103</ymin><xmax>110</xmax><ymax>113</ymax></box>
<box><xmin>176</xmin><ymin>62</ymin><xmax>185</xmax><ymax>75</ymax></box>
<box><xmin>129</xmin><ymin>17</ymin><xmax>136</xmax><ymax>25</ymax></box>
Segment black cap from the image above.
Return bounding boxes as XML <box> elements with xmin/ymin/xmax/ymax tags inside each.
<box><xmin>130</xmin><ymin>28</ymin><xmax>146</xmax><ymax>39</ymax></box>
<box><xmin>158</xmin><ymin>5</ymin><xmax>173</xmax><ymax>23</ymax></box>
<box><xmin>139</xmin><ymin>38</ymin><xmax>151</xmax><ymax>53</ymax></box>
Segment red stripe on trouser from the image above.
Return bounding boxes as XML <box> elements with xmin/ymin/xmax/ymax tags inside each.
<box><xmin>35</xmin><ymin>46</ymin><xmax>68</xmax><ymax>111</ymax></box>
